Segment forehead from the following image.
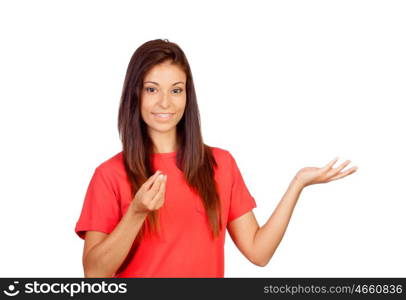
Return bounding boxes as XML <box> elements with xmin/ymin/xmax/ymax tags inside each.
<box><xmin>144</xmin><ymin>60</ymin><xmax>186</xmax><ymax>83</ymax></box>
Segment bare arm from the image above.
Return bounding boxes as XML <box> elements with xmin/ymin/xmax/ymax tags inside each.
<box><xmin>228</xmin><ymin>157</ymin><xmax>357</xmax><ymax>267</ymax></box>
<box><xmin>227</xmin><ymin>178</ymin><xmax>303</xmax><ymax>267</ymax></box>
<box><xmin>83</xmin><ymin>170</ymin><xmax>167</xmax><ymax>277</ymax></box>
<box><xmin>251</xmin><ymin>177</ymin><xmax>304</xmax><ymax>266</ymax></box>
<box><xmin>83</xmin><ymin>209</ymin><xmax>148</xmax><ymax>277</ymax></box>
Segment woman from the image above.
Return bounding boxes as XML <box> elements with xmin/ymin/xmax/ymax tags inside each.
<box><xmin>74</xmin><ymin>39</ymin><xmax>358</xmax><ymax>278</ymax></box>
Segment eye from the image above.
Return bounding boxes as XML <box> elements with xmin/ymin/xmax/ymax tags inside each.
<box><xmin>145</xmin><ymin>87</ymin><xmax>156</xmax><ymax>93</ymax></box>
<box><xmin>173</xmin><ymin>88</ymin><xmax>183</xmax><ymax>94</ymax></box>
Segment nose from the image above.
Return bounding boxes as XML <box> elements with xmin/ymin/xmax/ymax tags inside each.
<box><xmin>158</xmin><ymin>91</ymin><xmax>170</xmax><ymax>108</ymax></box>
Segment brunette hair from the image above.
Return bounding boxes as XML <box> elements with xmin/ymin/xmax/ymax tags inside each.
<box><xmin>118</xmin><ymin>39</ymin><xmax>222</xmax><ymax>241</ymax></box>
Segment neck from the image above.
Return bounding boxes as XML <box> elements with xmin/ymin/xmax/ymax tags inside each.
<box><xmin>149</xmin><ymin>128</ymin><xmax>178</xmax><ymax>153</ymax></box>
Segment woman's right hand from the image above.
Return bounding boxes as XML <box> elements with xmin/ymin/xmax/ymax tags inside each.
<box><xmin>130</xmin><ymin>170</ymin><xmax>167</xmax><ymax>215</ymax></box>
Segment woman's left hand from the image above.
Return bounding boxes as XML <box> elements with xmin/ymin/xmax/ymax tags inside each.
<box><xmin>294</xmin><ymin>157</ymin><xmax>358</xmax><ymax>188</ymax></box>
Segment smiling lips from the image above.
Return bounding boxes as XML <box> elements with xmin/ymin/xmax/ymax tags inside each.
<box><xmin>152</xmin><ymin>113</ymin><xmax>175</xmax><ymax>120</ymax></box>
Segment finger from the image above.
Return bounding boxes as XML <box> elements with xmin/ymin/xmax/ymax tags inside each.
<box><xmin>142</xmin><ymin>170</ymin><xmax>162</xmax><ymax>190</ymax></box>
<box><xmin>147</xmin><ymin>173</ymin><xmax>165</xmax><ymax>196</ymax></box>
<box><xmin>151</xmin><ymin>175</ymin><xmax>167</xmax><ymax>205</ymax></box>
<box><xmin>323</xmin><ymin>156</ymin><xmax>339</xmax><ymax>171</ymax></box>
<box><xmin>327</xmin><ymin>166</ymin><xmax>358</xmax><ymax>182</ymax></box>
<box><xmin>329</xmin><ymin>160</ymin><xmax>351</xmax><ymax>177</ymax></box>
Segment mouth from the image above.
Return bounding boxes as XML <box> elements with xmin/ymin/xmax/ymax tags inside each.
<box><xmin>152</xmin><ymin>113</ymin><xmax>175</xmax><ymax>120</ymax></box>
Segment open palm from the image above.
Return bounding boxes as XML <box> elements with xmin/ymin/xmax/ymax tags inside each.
<box><xmin>295</xmin><ymin>157</ymin><xmax>358</xmax><ymax>188</ymax></box>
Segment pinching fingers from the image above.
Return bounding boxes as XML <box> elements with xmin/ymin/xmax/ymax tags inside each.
<box><xmin>152</xmin><ymin>174</ymin><xmax>167</xmax><ymax>204</ymax></box>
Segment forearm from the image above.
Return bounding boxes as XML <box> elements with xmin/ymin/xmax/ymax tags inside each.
<box><xmin>83</xmin><ymin>208</ymin><xmax>148</xmax><ymax>277</ymax></box>
<box><xmin>252</xmin><ymin>177</ymin><xmax>305</xmax><ymax>266</ymax></box>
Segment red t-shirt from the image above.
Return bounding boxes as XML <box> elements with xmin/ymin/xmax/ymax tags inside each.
<box><xmin>74</xmin><ymin>146</ymin><xmax>256</xmax><ymax>277</ymax></box>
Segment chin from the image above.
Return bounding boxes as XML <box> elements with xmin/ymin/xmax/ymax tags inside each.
<box><xmin>149</xmin><ymin>124</ymin><xmax>177</xmax><ymax>133</ymax></box>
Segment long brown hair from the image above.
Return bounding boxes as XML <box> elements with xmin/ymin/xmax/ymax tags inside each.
<box><xmin>117</xmin><ymin>39</ymin><xmax>222</xmax><ymax>240</ymax></box>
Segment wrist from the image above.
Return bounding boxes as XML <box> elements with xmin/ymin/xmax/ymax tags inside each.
<box><xmin>292</xmin><ymin>176</ymin><xmax>306</xmax><ymax>190</ymax></box>
<box><xmin>128</xmin><ymin>202</ymin><xmax>149</xmax><ymax>219</ymax></box>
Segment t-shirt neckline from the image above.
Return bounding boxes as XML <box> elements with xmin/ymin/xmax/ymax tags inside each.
<box><xmin>152</xmin><ymin>151</ymin><xmax>177</xmax><ymax>158</ymax></box>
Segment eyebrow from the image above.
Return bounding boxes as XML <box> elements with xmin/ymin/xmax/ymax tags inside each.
<box><xmin>143</xmin><ymin>81</ymin><xmax>185</xmax><ymax>86</ymax></box>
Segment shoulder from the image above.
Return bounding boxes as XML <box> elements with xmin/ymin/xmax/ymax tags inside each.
<box><xmin>94</xmin><ymin>151</ymin><xmax>126</xmax><ymax>178</ymax></box>
<box><xmin>209</xmin><ymin>146</ymin><xmax>230</xmax><ymax>159</ymax></box>
<box><xmin>208</xmin><ymin>146</ymin><xmax>235</xmax><ymax>168</ymax></box>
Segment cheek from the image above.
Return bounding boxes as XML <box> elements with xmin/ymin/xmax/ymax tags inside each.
<box><xmin>140</xmin><ymin>99</ymin><xmax>153</xmax><ymax>122</ymax></box>
<box><xmin>177</xmin><ymin>97</ymin><xmax>187</xmax><ymax>113</ymax></box>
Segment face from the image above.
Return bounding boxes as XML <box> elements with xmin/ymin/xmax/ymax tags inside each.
<box><xmin>140</xmin><ymin>60</ymin><xmax>187</xmax><ymax>136</ymax></box>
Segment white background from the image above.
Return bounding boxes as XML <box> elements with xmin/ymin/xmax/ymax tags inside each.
<box><xmin>0</xmin><ymin>0</ymin><xmax>405</xmax><ymax>277</ymax></box>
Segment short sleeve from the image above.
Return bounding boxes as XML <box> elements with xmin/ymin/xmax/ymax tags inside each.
<box><xmin>227</xmin><ymin>152</ymin><xmax>257</xmax><ymax>225</ymax></box>
<box><xmin>74</xmin><ymin>166</ymin><xmax>121</xmax><ymax>240</ymax></box>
